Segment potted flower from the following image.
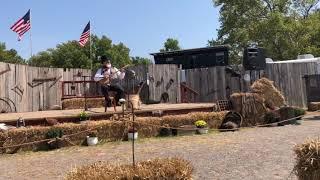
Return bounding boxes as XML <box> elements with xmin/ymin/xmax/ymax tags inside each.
<box><xmin>128</xmin><ymin>127</ymin><xmax>138</xmax><ymax>140</ymax></box>
<box><xmin>195</xmin><ymin>120</ymin><xmax>208</xmax><ymax>134</ymax></box>
<box><xmin>79</xmin><ymin>111</ymin><xmax>89</xmax><ymax>123</ymax></box>
<box><xmin>86</xmin><ymin>131</ymin><xmax>98</xmax><ymax>146</ymax></box>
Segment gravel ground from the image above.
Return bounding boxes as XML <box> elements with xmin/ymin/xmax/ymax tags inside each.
<box><xmin>0</xmin><ymin>117</ymin><xmax>320</xmax><ymax>180</ymax></box>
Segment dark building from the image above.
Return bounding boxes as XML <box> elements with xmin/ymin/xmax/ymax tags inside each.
<box><xmin>304</xmin><ymin>74</ymin><xmax>320</xmax><ymax>103</ymax></box>
<box><xmin>150</xmin><ymin>45</ymin><xmax>229</xmax><ymax>69</ymax></box>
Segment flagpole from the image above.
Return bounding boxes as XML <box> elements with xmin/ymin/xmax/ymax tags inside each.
<box><xmin>29</xmin><ymin>9</ymin><xmax>33</xmax><ymax>58</ymax></box>
<box><xmin>89</xmin><ymin>21</ymin><xmax>92</xmax><ymax>70</ymax></box>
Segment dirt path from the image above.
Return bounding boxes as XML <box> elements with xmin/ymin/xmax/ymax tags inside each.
<box><xmin>1</xmin><ymin>118</ymin><xmax>320</xmax><ymax>180</ymax></box>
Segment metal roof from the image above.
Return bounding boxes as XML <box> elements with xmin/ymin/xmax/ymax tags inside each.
<box><xmin>267</xmin><ymin>58</ymin><xmax>320</xmax><ymax>64</ymax></box>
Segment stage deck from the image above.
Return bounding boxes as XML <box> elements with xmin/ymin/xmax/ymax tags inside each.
<box><xmin>0</xmin><ymin>103</ymin><xmax>216</xmax><ymax>124</ymax></box>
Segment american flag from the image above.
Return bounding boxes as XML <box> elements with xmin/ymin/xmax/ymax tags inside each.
<box><xmin>10</xmin><ymin>10</ymin><xmax>31</xmax><ymax>41</ymax></box>
<box><xmin>79</xmin><ymin>22</ymin><xmax>90</xmax><ymax>47</ymax></box>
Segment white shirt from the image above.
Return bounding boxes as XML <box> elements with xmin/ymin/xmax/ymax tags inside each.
<box><xmin>93</xmin><ymin>67</ymin><xmax>125</xmax><ymax>82</ymax></box>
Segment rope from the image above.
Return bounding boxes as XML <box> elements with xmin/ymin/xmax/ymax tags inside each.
<box><xmin>0</xmin><ymin>115</ymin><xmax>305</xmax><ymax>150</ymax></box>
<box><xmin>0</xmin><ymin>127</ymin><xmax>98</xmax><ymax>150</ymax></box>
<box><xmin>120</xmin><ymin>115</ymin><xmax>304</xmax><ymax>131</ymax></box>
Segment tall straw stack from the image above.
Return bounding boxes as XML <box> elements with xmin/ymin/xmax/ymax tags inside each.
<box><xmin>251</xmin><ymin>78</ymin><xmax>285</xmax><ymax>108</ymax></box>
<box><xmin>230</xmin><ymin>93</ymin><xmax>267</xmax><ymax>126</ymax></box>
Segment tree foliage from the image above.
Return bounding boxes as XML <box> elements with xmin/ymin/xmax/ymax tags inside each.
<box><xmin>160</xmin><ymin>38</ymin><xmax>181</xmax><ymax>52</ymax></box>
<box><xmin>29</xmin><ymin>35</ymin><xmax>132</xmax><ymax>69</ymax></box>
<box><xmin>0</xmin><ymin>42</ymin><xmax>25</xmax><ymax>64</ymax></box>
<box><xmin>131</xmin><ymin>56</ymin><xmax>151</xmax><ymax>65</ymax></box>
<box><xmin>210</xmin><ymin>0</ymin><xmax>320</xmax><ymax>63</ymax></box>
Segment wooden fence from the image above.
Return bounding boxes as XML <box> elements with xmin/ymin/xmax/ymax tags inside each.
<box><xmin>265</xmin><ymin>62</ymin><xmax>319</xmax><ymax>108</ymax></box>
<box><xmin>0</xmin><ymin>63</ymin><xmax>179</xmax><ymax>112</ymax></box>
<box><xmin>0</xmin><ymin>62</ymin><xmax>91</xmax><ymax>112</ymax></box>
<box><xmin>147</xmin><ymin>64</ymin><xmax>180</xmax><ymax>103</ymax></box>
<box><xmin>1</xmin><ymin>60</ymin><xmax>319</xmax><ymax>113</ymax></box>
<box><xmin>184</xmin><ymin>66</ymin><xmax>264</xmax><ymax>103</ymax></box>
<box><xmin>184</xmin><ymin>62</ymin><xmax>320</xmax><ymax>108</ymax></box>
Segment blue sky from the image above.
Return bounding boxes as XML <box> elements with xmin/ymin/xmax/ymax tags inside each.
<box><xmin>1</xmin><ymin>1</ymin><xmax>220</xmax><ymax>60</ymax></box>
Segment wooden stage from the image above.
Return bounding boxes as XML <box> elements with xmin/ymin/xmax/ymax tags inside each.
<box><xmin>0</xmin><ymin>103</ymin><xmax>216</xmax><ymax>125</ymax></box>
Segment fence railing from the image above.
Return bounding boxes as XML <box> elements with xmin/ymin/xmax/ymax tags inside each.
<box><xmin>180</xmin><ymin>82</ymin><xmax>199</xmax><ymax>103</ymax></box>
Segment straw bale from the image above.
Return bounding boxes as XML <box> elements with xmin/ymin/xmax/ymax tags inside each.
<box><xmin>0</xmin><ymin>112</ymin><xmax>226</xmax><ymax>153</ymax></box>
<box><xmin>62</xmin><ymin>98</ymin><xmax>105</xmax><ymax>110</ymax></box>
<box><xmin>45</xmin><ymin>118</ymin><xmax>59</xmax><ymax>126</ymax></box>
<box><xmin>294</xmin><ymin>138</ymin><xmax>320</xmax><ymax>180</ymax></box>
<box><xmin>161</xmin><ymin>112</ymin><xmax>226</xmax><ymax>129</ymax></box>
<box><xmin>308</xmin><ymin>102</ymin><xmax>320</xmax><ymax>111</ymax></box>
<box><xmin>65</xmin><ymin>158</ymin><xmax>193</xmax><ymax>180</ymax></box>
<box><xmin>230</xmin><ymin>93</ymin><xmax>267</xmax><ymax>126</ymax></box>
<box><xmin>251</xmin><ymin>78</ymin><xmax>285</xmax><ymax>108</ymax></box>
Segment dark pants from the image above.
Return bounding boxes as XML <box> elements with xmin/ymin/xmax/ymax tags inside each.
<box><xmin>101</xmin><ymin>84</ymin><xmax>125</xmax><ymax>106</ymax></box>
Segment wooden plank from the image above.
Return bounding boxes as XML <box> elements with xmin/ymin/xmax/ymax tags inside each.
<box><xmin>148</xmin><ymin>64</ymin><xmax>156</xmax><ymax>101</ymax></box>
<box><xmin>170</xmin><ymin>64</ymin><xmax>178</xmax><ymax>103</ymax></box>
<box><xmin>219</xmin><ymin>66</ymin><xmax>227</xmax><ymax>100</ymax></box>
<box><xmin>0</xmin><ymin>63</ymin><xmax>6</xmax><ymax>99</ymax></box>
<box><xmin>198</xmin><ymin>68</ymin><xmax>205</xmax><ymax>102</ymax></box>
<box><xmin>176</xmin><ymin>65</ymin><xmax>181</xmax><ymax>103</ymax></box>
<box><xmin>6</xmin><ymin>64</ymin><xmax>15</xmax><ymax>111</ymax></box>
<box><xmin>14</xmin><ymin>64</ymin><xmax>27</xmax><ymax>112</ymax></box>
<box><xmin>26</xmin><ymin>66</ymin><xmax>32</xmax><ymax>112</ymax></box>
<box><xmin>33</xmin><ymin>67</ymin><xmax>40</xmax><ymax>111</ymax></box>
<box><xmin>194</xmin><ymin>68</ymin><xmax>201</xmax><ymax>102</ymax></box>
<box><xmin>56</xmin><ymin>68</ymin><xmax>64</xmax><ymax>106</ymax></box>
<box><xmin>207</xmin><ymin>67</ymin><xmax>215</xmax><ymax>102</ymax></box>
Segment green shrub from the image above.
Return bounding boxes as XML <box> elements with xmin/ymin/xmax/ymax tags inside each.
<box><xmin>79</xmin><ymin>111</ymin><xmax>89</xmax><ymax>121</ymax></box>
<box><xmin>294</xmin><ymin>108</ymin><xmax>306</xmax><ymax>117</ymax></box>
<box><xmin>46</xmin><ymin>128</ymin><xmax>64</xmax><ymax>150</ymax></box>
<box><xmin>264</xmin><ymin>111</ymin><xmax>280</xmax><ymax>124</ymax></box>
<box><xmin>46</xmin><ymin>128</ymin><xmax>63</xmax><ymax>139</ymax></box>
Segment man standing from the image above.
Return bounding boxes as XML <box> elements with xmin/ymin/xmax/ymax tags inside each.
<box><xmin>94</xmin><ymin>55</ymin><xmax>126</xmax><ymax>106</ymax></box>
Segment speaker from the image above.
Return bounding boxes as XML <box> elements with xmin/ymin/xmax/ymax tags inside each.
<box><xmin>243</xmin><ymin>47</ymin><xmax>266</xmax><ymax>70</ymax></box>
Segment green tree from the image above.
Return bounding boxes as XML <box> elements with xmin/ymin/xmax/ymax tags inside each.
<box><xmin>160</xmin><ymin>38</ymin><xmax>181</xmax><ymax>52</ymax></box>
<box><xmin>0</xmin><ymin>42</ymin><xmax>25</xmax><ymax>64</ymax></box>
<box><xmin>28</xmin><ymin>50</ymin><xmax>54</xmax><ymax>67</ymax></box>
<box><xmin>28</xmin><ymin>35</ymin><xmax>131</xmax><ymax>69</ymax></box>
<box><xmin>131</xmin><ymin>56</ymin><xmax>151</xmax><ymax>65</ymax></box>
<box><xmin>211</xmin><ymin>0</ymin><xmax>320</xmax><ymax>63</ymax></box>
